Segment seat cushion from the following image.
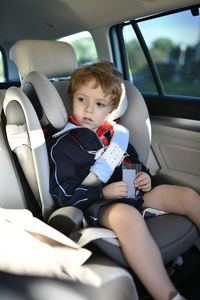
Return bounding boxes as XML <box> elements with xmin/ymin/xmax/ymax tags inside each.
<box><xmin>81</xmin><ymin>214</ymin><xmax>198</xmax><ymax>267</ymax></box>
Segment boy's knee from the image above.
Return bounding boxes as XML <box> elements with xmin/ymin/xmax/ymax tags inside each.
<box><xmin>183</xmin><ymin>186</ymin><xmax>198</xmax><ymax>200</ymax></box>
<box><xmin>104</xmin><ymin>203</ymin><xmax>144</xmax><ymax>229</ymax></box>
<box><xmin>152</xmin><ymin>184</ymin><xmax>197</xmax><ymax>201</ymax></box>
<box><xmin>114</xmin><ymin>203</ymin><xmax>141</xmax><ymax>216</ymax></box>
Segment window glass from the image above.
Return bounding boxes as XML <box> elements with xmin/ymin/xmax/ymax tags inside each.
<box><xmin>123</xmin><ymin>25</ymin><xmax>157</xmax><ymax>93</ymax></box>
<box><xmin>59</xmin><ymin>31</ymin><xmax>98</xmax><ymax>66</ymax></box>
<box><xmin>0</xmin><ymin>51</ymin><xmax>5</xmax><ymax>82</ymax></box>
<box><xmin>123</xmin><ymin>9</ymin><xmax>200</xmax><ymax>97</ymax></box>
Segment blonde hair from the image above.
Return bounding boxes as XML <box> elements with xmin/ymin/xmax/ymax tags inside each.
<box><xmin>68</xmin><ymin>61</ymin><xmax>123</xmax><ymax>111</ymax></box>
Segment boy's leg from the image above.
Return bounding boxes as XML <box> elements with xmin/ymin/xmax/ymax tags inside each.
<box><xmin>143</xmin><ymin>185</ymin><xmax>200</xmax><ymax>230</ymax></box>
<box><xmin>99</xmin><ymin>203</ymin><xmax>178</xmax><ymax>300</ymax></box>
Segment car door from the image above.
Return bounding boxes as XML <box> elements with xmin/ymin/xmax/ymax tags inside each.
<box><xmin>110</xmin><ymin>4</ymin><xmax>200</xmax><ymax>193</ymax></box>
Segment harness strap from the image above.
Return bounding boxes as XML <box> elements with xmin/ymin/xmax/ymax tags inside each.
<box><xmin>68</xmin><ymin>115</ymin><xmax>114</xmax><ymax>146</ymax></box>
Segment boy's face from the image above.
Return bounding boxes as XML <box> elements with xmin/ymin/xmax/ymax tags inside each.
<box><xmin>72</xmin><ymin>79</ymin><xmax>114</xmax><ymax>131</ymax></box>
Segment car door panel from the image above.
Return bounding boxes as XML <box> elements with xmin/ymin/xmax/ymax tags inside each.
<box><xmin>150</xmin><ymin>117</ymin><xmax>200</xmax><ymax>192</ymax></box>
<box><xmin>144</xmin><ymin>94</ymin><xmax>200</xmax><ymax>192</ymax></box>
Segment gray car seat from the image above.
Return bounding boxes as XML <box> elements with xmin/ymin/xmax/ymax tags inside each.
<box><xmin>2</xmin><ymin>86</ymin><xmax>139</xmax><ymax>300</ymax></box>
<box><xmin>6</xmin><ymin>39</ymin><xmax>198</xmax><ymax>267</ymax></box>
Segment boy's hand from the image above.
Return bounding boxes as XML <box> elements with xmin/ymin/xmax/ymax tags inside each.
<box><xmin>134</xmin><ymin>172</ymin><xmax>151</xmax><ymax>192</ymax></box>
<box><xmin>103</xmin><ymin>181</ymin><xmax>128</xmax><ymax>199</ymax></box>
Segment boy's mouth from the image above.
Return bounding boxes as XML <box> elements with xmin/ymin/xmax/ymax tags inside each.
<box><xmin>83</xmin><ymin>117</ymin><xmax>93</xmax><ymax>124</ymax></box>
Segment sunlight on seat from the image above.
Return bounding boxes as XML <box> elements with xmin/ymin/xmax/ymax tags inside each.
<box><xmin>146</xmin><ymin>117</ymin><xmax>151</xmax><ymax>142</ymax></box>
<box><xmin>30</xmin><ymin>129</ymin><xmax>45</xmax><ymax>149</ymax></box>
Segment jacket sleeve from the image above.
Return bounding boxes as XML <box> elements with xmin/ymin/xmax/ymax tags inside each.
<box><xmin>49</xmin><ymin>141</ymin><xmax>104</xmax><ymax>210</ymax></box>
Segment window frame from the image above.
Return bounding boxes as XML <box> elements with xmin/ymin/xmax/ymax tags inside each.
<box><xmin>0</xmin><ymin>46</ymin><xmax>8</xmax><ymax>82</ymax></box>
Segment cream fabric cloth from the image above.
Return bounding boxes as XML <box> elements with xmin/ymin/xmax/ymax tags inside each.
<box><xmin>0</xmin><ymin>208</ymin><xmax>91</xmax><ymax>280</ymax></box>
<box><xmin>0</xmin><ymin>208</ymin><xmax>134</xmax><ymax>288</ymax></box>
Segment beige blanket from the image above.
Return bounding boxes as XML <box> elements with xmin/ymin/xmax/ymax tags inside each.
<box><xmin>0</xmin><ymin>208</ymin><xmax>91</xmax><ymax>280</ymax></box>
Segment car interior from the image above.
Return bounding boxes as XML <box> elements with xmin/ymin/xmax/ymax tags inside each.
<box><xmin>0</xmin><ymin>0</ymin><xmax>200</xmax><ymax>299</ymax></box>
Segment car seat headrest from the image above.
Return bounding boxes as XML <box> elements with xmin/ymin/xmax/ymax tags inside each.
<box><xmin>109</xmin><ymin>81</ymin><xmax>128</xmax><ymax>120</ymax></box>
<box><xmin>21</xmin><ymin>71</ymin><xmax>67</xmax><ymax>130</ymax></box>
<box><xmin>10</xmin><ymin>39</ymin><xmax>127</xmax><ymax>127</ymax></box>
<box><xmin>21</xmin><ymin>71</ymin><xmax>128</xmax><ymax>130</ymax></box>
<box><xmin>10</xmin><ymin>40</ymin><xmax>78</xmax><ymax>79</ymax></box>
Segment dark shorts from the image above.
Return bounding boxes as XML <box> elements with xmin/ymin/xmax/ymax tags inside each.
<box><xmin>84</xmin><ymin>197</ymin><xmax>144</xmax><ymax>227</ymax></box>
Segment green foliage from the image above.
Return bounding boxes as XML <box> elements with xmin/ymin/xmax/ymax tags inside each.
<box><xmin>71</xmin><ymin>37</ymin><xmax>97</xmax><ymax>65</ymax></box>
<box><xmin>152</xmin><ymin>38</ymin><xmax>174</xmax><ymax>52</ymax></box>
<box><xmin>125</xmin><ymin>39</ymin><xmax>146</xmax><ymax>76</ymax></box>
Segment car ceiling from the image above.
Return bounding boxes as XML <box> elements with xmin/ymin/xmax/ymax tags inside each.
<box><xmin>0</xmin><ymin>0</ymin><xmax>199</xmax><ymax>46</ymax></box>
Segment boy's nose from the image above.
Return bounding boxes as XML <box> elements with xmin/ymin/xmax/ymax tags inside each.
<box><xmin>85</xmin><ymin>102</ymin><xmax>93</xmax><ymax>112</ymax></box>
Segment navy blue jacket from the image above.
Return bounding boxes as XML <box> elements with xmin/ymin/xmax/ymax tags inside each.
<box><xmin>48</xmin><ymin>127</ymin><xmax>151</xmax><ymax>211</ymax></box>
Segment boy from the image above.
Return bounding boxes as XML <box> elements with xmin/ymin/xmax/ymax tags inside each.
<box><xmin>49</xmin><ymin>62</ymin><xmax>200</xmax><ymax>300</ymax></box>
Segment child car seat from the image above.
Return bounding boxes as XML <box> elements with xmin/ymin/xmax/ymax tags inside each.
<box><xmin>5</xmin><ymin>39</ymin><xmax>198</xmax><ymax>267</ymax></box>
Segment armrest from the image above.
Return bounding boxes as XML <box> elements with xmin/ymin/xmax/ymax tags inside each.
<box><xmin>48</xmin><ymin>206</ymin><xmax>83</xmax><ymax>236</ymax></box>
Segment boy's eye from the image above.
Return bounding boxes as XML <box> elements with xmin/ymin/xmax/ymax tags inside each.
<box><xmin>78</xmin><ymin>97</ymin><xmax>85</xmax><ymax>102</ymax></box>
<box><xmin>97</xmin><ymin>102</ymin><xmax>105</xmax><ymax>107</ymax></box>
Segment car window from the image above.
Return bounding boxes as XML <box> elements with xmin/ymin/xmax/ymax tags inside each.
<box><xmin>123</xmin><ymin>25</ymin><xmax>157</xmax><ymax>93</ymax></box>
<box><xmin>0</xmin><ymin>51</ymin><xmax>5</xmax><ymax>82</ymax></box>
<box><xmin>59</xmin><ymin>31</ymin><xmax>98</xmax><ymax>66</ymax></box>
<box><xmin>120</xmin><ymin>7</ymin><xmax>200</xmax><ymax>98</ymax></box>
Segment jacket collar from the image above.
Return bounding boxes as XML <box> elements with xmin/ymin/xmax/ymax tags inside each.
<box><xmin>68</xmin><ymin>115</ymin><xmax>114</xmax><ymax>146</ymax></box>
